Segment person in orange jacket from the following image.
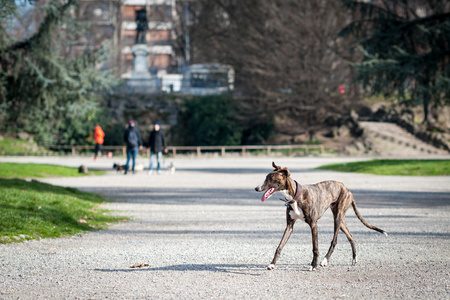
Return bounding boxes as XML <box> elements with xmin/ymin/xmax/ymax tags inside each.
<box><xmin>94</xmin><ymin>125</ymin><xmax>106</xmax><ymax>160</ymax></box>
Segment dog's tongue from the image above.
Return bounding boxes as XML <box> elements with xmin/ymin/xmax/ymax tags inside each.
<box><xmin>261</xmin><ymin>187</ymin><xmax>276</xmax><ymax>202</ymax></box>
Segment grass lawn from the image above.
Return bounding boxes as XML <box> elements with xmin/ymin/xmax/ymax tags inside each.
<box><xmin>0</xmin><ymin>137</ymin><xmax>48</xmax><ymax>154</ymax></box>
<box><xmin>0</xmin><ymin>162</ymin><xmax>104</xmax><ymax>178</ymax></box>
<box><xmin>316</xmin><ymin>159</ymin><xmax>450</xmax><ymax>176</ymax></box>
<box><xmin>0</xmin><ymin>163</ymin><xmax>124</xmax><ymax>244</ymax></box>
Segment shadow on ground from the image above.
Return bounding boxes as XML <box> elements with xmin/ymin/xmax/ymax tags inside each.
<box><xmin>94</xmin><ymin>264</ymin><xmax>269</xmax><ymax>275</ymax></box>
<box><xmin>177</xmin><ymin>167</ymin><xmax>317</xmax><ymax>174</ymax></box>
<box><xmin>79</xmin><ymin>186</ymin><xmax>450</xmax><ymax>208</ymax></box>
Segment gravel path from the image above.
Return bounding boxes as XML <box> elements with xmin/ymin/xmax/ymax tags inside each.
<box><xmin>1</xmin><ymin>156</ymin><xmax>449</xmax><ymax>299</ymax></box>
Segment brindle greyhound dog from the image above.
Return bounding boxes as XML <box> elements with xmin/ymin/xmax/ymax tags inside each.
<box><xmin>255</xmin><ymin>162</ymin><xmax>387</xmax><ymax>271</ymax></box>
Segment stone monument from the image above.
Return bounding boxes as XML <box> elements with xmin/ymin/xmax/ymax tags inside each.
<box><xmin>127</xmin><ymin>8</ymin><xmax>160</xmax><ymax>94</ymax></box>
<box><xmin>131</xmin><ymin>44</ymin><xmax>152</xmax><ymax>80</ymax></box>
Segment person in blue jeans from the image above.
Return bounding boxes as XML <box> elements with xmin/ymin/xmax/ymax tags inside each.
<box><xmin>147</xmin><ymin>121</ymin><xmax>167</xmax><ymax>174</ymax></box>
<box><xmin>123</xmin><ymin>120</ymin><xmax>143</xmax><ymax>174</ymax></box>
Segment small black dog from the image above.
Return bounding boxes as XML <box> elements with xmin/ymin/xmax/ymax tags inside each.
<box><xmin>113</xmin><ymin>163</ymin><xmax>126</xmax><ymax>173</ymax></box>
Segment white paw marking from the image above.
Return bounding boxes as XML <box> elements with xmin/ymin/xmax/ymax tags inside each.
<box><xmin>352</xmin><ymin>256</ymin><xmax>358</xmax><ymax>266</ymax></box>
<box><xmin>320</xmin><ymin>258</ymin><xmax>328</xmax><ymax>267</ymax></box>
<box><xmin>267</xmin><ymin>264</ymin><xmax>275</xmax><ymax>270</ymax></box>
<box><xmin>308</xmin><ymin>266</ymin><xmax>316</xmax><ymax>272</ymax></box>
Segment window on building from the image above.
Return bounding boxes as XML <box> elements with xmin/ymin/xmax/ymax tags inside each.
<box><xmin>149</xmin><ymin>5</ymin><xmax>171</xmax><ymax>22</ymax></box>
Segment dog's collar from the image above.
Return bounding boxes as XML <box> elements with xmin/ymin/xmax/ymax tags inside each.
<box><xmin>293</xmin><ymin>180</ymin><xmax>303</xmax><ymax>201</ymax></box>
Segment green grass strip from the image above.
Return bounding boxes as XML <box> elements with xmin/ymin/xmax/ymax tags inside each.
<box><xmin>0</xmin><ymin>178</ymin><xmax>126</xmax><ymax>244</ymax></box>
<box><xmin>0</xmin><ymin>162</ymin><xmax>104</xmax><ymax>178</ymax></box>
<box><xmin>0</xmin><ymin>138</ymin><xmax>47</xmax><ymax>154</ymax></box>
<box><xmin>316</xmin><ymin>159</ymin><xmax>450</xmax><ymax>176</ymax></box>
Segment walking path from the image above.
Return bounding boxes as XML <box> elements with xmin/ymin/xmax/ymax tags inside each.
<box><xmin>0</xmin><ymin>156</ymin><xmax>449</xmax><ymax>299</ymax></box>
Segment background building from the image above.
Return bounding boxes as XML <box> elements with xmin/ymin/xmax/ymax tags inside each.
<box><xmin>121</xmin><ymin>0</ymin><xmax>176</xmax><ymax>78</ymax></box>
<box><xmin>77</xmin><ymin>0</ymin><xmax>177</xmax><ymax>78</ymax></box>
<box><xmin>76</xmin><ymin>0</ymin><xmax>234</xmax><ymax>95</ymax></box>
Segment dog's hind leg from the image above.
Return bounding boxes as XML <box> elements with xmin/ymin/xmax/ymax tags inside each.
<box><xmin>340</xmin><ymin>219</ymin><xmax>357</xmax><ymax>265</ymax></box>
<box><xmin>267</xmin><ymin>219</ymin><xmax>295</xmax><ymax>270</ymax></box>
<box><xmin>320</xmin><ymin>213</ymin><xmax>342</xmax><ymax>268</ymax></box>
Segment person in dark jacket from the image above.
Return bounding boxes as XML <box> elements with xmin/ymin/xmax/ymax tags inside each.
<box><xmin>147</xmin><ymin>121</ymin><xmax>167</xmax><ymax>174</ymax></box>
<box><xmin>123</xmin><ymin>120</ymin><xmax>143</xmax><ymax>174</ymax></box>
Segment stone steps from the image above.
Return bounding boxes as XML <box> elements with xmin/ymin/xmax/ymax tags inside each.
<box><xmin>358</xmin><ymin>121</ymin><xmax>447</xmax><ymax>156</ymax></box>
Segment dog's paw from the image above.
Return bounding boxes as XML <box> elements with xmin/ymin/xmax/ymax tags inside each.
<box><xmin>352</xmin><ymin>256</ymin><xmax>358</xmax><ymax>266</ymax></box>
<box><xmin>267</xmin><ymin>264</ymin><xmax>275</xmax><ymax>270</ymax></box>
<box><xmin>320</xmin><ymin>258</ymin><xmax>328</xmax><ymax>267</ymax></box>
<box><xmin>308</xmin><ymin>266</ymin><xmax>317</xmax><ymax>272</ymax></box>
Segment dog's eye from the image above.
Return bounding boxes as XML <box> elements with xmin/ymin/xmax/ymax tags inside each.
<box><xmin>270</xmin><ymin>174</ymin><xmax>279</xmax><ymax>181</ymax></box>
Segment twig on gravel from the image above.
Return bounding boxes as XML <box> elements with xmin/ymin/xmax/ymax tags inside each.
<box><xmin>130</xmin><ymin>263</ymin><xmax>150</xmax><ymax>268</ymax></box>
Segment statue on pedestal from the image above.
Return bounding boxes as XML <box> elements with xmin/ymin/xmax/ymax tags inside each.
<box><xmin>126</xmin><ymin>7</ymin><xmax>161</xmax><ymax>93</ymax></box>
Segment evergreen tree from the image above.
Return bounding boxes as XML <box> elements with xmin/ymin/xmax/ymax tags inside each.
<box><xmin>340</xmin><ymin>0</ymin><xmax>450</xmax><ymax>123</ymax></box>
<box><xmin>177</xmin><ymin>95</ymin><xmax>243</xmax><ymax>146</ymax></box>
<box><xmin>0</xmin><ymin>0</ymin><xmax>118</xmax><ymax>144</ymax></box>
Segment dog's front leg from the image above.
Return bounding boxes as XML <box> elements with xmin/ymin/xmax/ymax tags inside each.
<box><xmin>309</xmin><ymin>222</ymin><xmax>319</xmax><ymax>271</ymax></box>
<box><xmin>268</xmin><ymin>218</ymin><xmax>296</xmax><ymax>270</ymax></box>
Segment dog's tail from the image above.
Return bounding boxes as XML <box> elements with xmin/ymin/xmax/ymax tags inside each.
<box><xmin>352</xmin><ymin>200</ymin><xmax>388</xmax><ymax>236</ymax></box>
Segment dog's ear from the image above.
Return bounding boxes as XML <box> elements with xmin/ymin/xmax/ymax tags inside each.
<box><xmin>280</xmin><ymin>167</ymin><xmax>290</xmax><ymax>178</ymax></box>
<box><xmin>272</xmin><ymin>161</ymin><xmax>281</xmax><ymax>170</ymax></box>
